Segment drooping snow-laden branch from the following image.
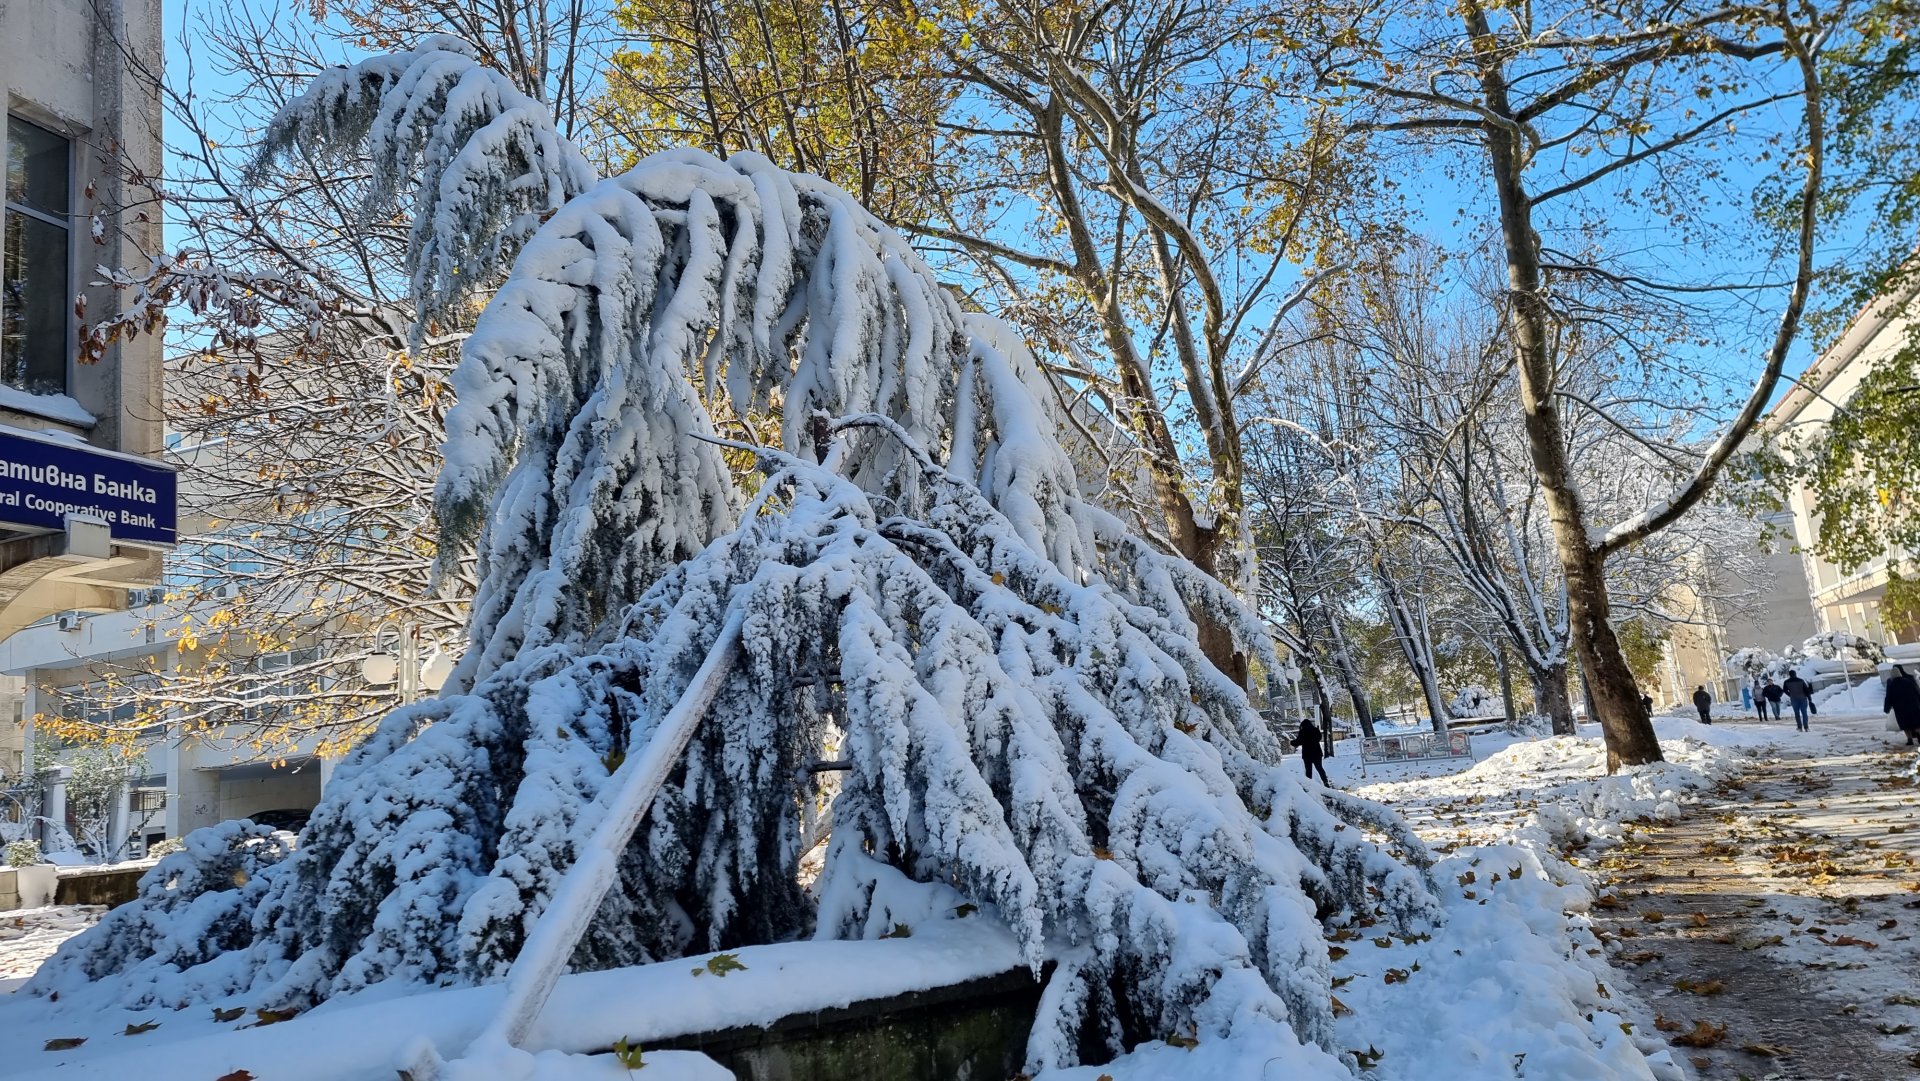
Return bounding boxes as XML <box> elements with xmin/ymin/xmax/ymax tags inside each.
<box><xmin>35</xmin><ymin>430</ymin><xmax>1440</xmax><ymax>1071</ymax></box>
<box><xmin>33</xmin><ymin>40</ymin><xmax>1443</xmax><ymax>1074</ymax></box>
<box><xmin>251</xmin><ymin>34</ymin><xmax>597</xmax><ymax>334</ymax></box>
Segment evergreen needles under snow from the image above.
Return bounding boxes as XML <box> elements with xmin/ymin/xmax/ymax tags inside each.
<box><xmin>34</xmin><ymin>40</ymin><xmax>1443</xmax><ymax>1073</ymax></box>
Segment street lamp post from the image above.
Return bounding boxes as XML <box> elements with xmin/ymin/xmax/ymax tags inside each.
<box><xmin>362</xmin><ymin>620</ymin><xmax>453</xmax><ymax>704</ymax></box>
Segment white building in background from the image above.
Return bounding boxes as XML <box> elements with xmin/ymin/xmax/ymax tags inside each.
<box><xmin>1659</xmin><ymin>508</ymin><xmax>1821</xmax><ymax>705</ymax></box>
<box><xmin>1767</xmin><ymin>280</ymin><xmax>1920</xmax><ymax>646</ymax></box>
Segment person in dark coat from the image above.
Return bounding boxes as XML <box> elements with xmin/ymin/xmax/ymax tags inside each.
<box><xmin>1641</xmin><ymin>693</ymin><xmax>1654</xmax><ymax>716</ymax></box>
<box><xmin>1782</xmin><ymin>673</ymin><xmax>1814</xmax><ymax>731</ymax></box>
<box><xmin>1884</xmin><ymin>665</ymin><xmax>1920</xmax><ymax>746</ymax></box>
<box><xmin>1293</xmin><ymin>718</ymin><xmax>1330</xmax><ymax>785</ymax></box>
<box><xmin>1761</xmin><ymin>678</ymin><xmax>1785</xmax><ymax>721</ymax></box>
<box><xmin>1691</xmin><ymin>685</ymin><xmax>1713</xmax><ymax>725</ymax></box>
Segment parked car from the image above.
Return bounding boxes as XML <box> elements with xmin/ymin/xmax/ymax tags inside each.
<box><xmin>247</xmin><ymin>809</ymin><xmax>312</xmax><ymax>836</ymax></box>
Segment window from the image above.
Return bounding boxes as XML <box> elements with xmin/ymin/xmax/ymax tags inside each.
<box><xmin>242</xmin><ymin>646</ymin><xmax>323</xmax><ymax>724</ymax></box>
<box><xmin>55</xmin><ymin>675</ymin><xmax>160</xmax><ymax>735</ymax></box>
<box><xmin>3</xmin><ymin>116</ymin><xmax>71</xmax><ymax>396</ymax></box>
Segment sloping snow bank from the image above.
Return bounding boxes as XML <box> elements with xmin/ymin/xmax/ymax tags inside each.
<box><xmin>1364</xmin><ymin>723</ymin><xmax>1750</xmax><ymax>854</ymax></box>
<box><xmin>1037</xmin><ymin>847</ymin><xmax>1685</xmax><ymax>1081</ymax></box>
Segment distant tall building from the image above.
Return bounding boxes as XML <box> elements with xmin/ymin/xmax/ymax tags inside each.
<box><xmin>1767</xmin><ymin>280</ymin><xmax>1920</xmax><ymax>645</ymax></box>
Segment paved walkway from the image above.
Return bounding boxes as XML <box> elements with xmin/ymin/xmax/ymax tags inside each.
<box><xmin>1591</xmin><ymin>713</ymin><xmax>1920</xmax><ymax>1080</ymax></box>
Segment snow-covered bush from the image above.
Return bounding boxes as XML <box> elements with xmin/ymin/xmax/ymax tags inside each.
<box><xmin>1724</xmin><ymin>646</ymin><xmax>1778</xmax><ymax>681</ymax></box>
<box><xmin>31</xmin><ymin>40</ymin><xmax>1443</xmax><ymax>1074</ymax></box>
<box><xmin>6</xmin><ymin>838</ymin><xmax>41</xmax><ymax>867</ymax></box>
<box><xmin>145</xmin><ymin>837</ymin><xmax>184</xmax><ymax>858</ymax></box>
<box><xmin>1448</xmin><ymin>685</ymin><xmax>1495</xmax><ymax>716</ymax></box>
<box><xmin>1790</xmin><ymin>631</ymin><xmax>1886</xmax><ymax>666</ymax></box>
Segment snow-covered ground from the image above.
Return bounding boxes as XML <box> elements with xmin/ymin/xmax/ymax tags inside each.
<box><xmin>0</xmin><ymin>722</ymin><xmax>1712</xmax><ymax>1081</ymax></box>
<box><xmin>0</xmin><ymin>906</ymin><xmax>104</xmax><ymax>994</ymax></box>
<box><xmin>0</xmin><ymin>876</ymin><xmax>1680</xmax><ymax>1081</ymax></box>
<box><xmin>1341</xmin><ymin>705</ymin><xmax>1920</xmax><ymax>1078</ymax></box>
<box><xmin>5</xmin><ymin>707</ymin><xmax>1906</xmax><ymax>1080</ymax></box>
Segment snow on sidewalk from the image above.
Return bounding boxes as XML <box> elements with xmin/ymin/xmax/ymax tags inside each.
<box><xmin>1579</xmin><ymin>708</ymin><xmax>1920</xmax><ymax>1077</ymax></box>
<box><xmin>1347</xmin><ymin>707</ymin><xmax>1920</xmax><ymax>1078</ymax></box>
<box><xmin>0</xmin><ymin>906</ymin><xmax>105</xmax><ymax>994</ymax></box>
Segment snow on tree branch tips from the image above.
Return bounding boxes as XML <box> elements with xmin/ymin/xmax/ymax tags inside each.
<box><xmin>34</xmin><ymin>43</ymin><xmax>1446</xmax><ymax>1077</ymax></box>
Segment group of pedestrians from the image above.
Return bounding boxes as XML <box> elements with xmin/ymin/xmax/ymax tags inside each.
<box><xmin>1747</xmin><ymin>673</ymin><xmax>1818</xmax><ymax>731</ymax></box>
<box><xmin>1719</xmin><ymin>666</ymin><xmax>1920</xmax><ymax>744</ymax></box>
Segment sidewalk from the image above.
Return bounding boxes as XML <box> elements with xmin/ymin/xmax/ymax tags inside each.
<box><xmin>1352</xmin><ymin>707</ymin><xmax>1920</xmax><ymax>1079</ymax></box>
<box><xmin>1589</xmin><ymin>710</ymin><xmax>1920</xmax><ymax>1079</ymax></box>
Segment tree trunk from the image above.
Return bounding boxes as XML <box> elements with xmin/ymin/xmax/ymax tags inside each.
<box><xmin>1462</xmin><ymin>0</ymin><xmax>1661</xmax><ymax>768</ymax></box>
<box><xmin>1566</xmin><ymin>551</ymin><xmax>1661</xmax><ymax>769</ymax></box>
<box><xmin>1032</xmin><ymin>98</ymin><xmax>1249</xmax><ymax>690</ymax></box>
<box><xmin>1329</xmin><ymin>619</ymin><xmax>1376</xmax><ymax>738</ymax></box>
<box><xmin>1495</xmin><ymin>642</ymin><xmax>1517</xmax><ymax>727</ymax></box>
<box><xmin>1531</xmin><ymin>661</ymin><xmax>1576</xmax><ymax>737</ymax></box>
<box><xmin>1379</xmin><ymin>566</ymin><xmax>1450</xmax><ymax>735</ymax></box>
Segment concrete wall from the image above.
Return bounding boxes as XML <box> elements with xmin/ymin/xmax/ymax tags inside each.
<box><xmin>0</xmin><ymin>0</ymin><xmax>165</xmax><ymax>455</ymax></box>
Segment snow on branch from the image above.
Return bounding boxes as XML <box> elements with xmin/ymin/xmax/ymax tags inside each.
<box><xmin>32</xmin><ymin>50</ymin><xmax>1443</xmax><ymax>1076</ymax></box>
<box><xmin>251</xmin><ymin>36</ymin><xmax>596</xmax><ymax>331</ymax></box>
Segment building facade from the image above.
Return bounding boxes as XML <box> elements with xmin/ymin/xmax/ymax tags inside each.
<box><xmin>1767</xmin><ymin>281</ymin><xmax>1920</xmax><ymax>646</ymax></box>
<box><xmin>2</xmin><ymin>0</ymin><xmax>170</xmax><ymax>634</ymax></box>
<box><xmin>1658</xmin><ymin>508</ymin><xmax>1821</xmax><ymax>705</ymax></box>
<box><xmin>3</xmin><ymin>0</ymin><xmax>175</xmax><ymax>851</ymax></box>
<box><xmin>0</xmin><ymin>598</ymin><xmax>334</xmax><ymax>854</ymax></box>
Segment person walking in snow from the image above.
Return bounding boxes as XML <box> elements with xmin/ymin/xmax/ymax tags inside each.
<box><xmin>1884</xmin><ymin>665</ymin><xmax>1920</xmax><ymax>746</ymax></box>
<box><xmin>1293</xmin><ymin>717</ymin><xmax>1330</xmax><ymax>786</ymax></box>
<box><xmin>1691</xmin><ymin>685</ymin><xmax>1713</xmax><ymax>725</ymax></box>
<box><xmin>1751</xmin><ymin>679</ymin><xmax>1768</xmax><ymax>721</ymax></box>
<box><xmin>1762</xmin><ymin>677</ymin><xmax>1785</xmax><ymax>721</ymax></box>
<box><xmin>1782</xmin><ymin>673</ymin><xmax>1815</xmax><ymax>731</ymax></box>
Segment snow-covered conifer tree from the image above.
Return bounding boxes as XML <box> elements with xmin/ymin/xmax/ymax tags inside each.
<box><xmin>32</xmin><ymin>39</ymin><xmax>1442</xmax><ymax>1073</ymax></box>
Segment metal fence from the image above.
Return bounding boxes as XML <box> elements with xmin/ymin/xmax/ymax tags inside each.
<box><xmin>1360</xmin><ymin>731</ymin><xmax>1472</xmax><ymax>765</ymax></box>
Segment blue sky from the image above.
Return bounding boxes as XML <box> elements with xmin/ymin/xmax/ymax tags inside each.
<box><xmin>156</xmin><ymin>0</ymin><xmax>1846</xmax><ymax>422</ymax></box>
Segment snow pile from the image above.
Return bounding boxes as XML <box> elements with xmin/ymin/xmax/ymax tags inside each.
<box><xmin>1811</xmin><ymin>678</ymin><xmax>1883</xmax><ymax>712</ymax></box>
<box><xmin>1338</xmin><ymin>849</ymin><xmax>1685</xmax><ymax>1081</ymax></box>
<box><xmin>1447</xmin><ymin>684</ymin><xmax>1496</xmax><ymax>716</ymax></box>
<box><xmin>1361</xmin><ymin>724</ymin><xmax>1752</xmax><ymax>894</ymax></box>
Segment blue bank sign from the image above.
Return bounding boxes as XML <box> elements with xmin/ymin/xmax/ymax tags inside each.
<box><xmin>0</xmin><ymin>428</ymin><xmax>177</xmax><ymax>546</ymax></box>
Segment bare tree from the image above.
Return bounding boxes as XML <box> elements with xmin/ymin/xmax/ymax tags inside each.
<box><xmin>47</xmin><ymin>4</ymin><xmax>616</xmax><ymax>754</ymax></box>
<box><xmin>1310</xmin><ymin>0</ymin><xmax>1830</xmax><ymax>766</ymax></box>
<box><xmin>904</xmin><ymin>0</ymin><xmax>1369</xmax><ymax>683</ymax></box>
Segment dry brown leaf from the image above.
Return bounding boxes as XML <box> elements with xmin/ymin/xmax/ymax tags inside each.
<box><xmin>1742</xmin><ymin>1043</ymin><xmax>1792</xmax><ymax>1057</ymax></box>
<box><xmin>1821</xmin><ymin>934</ymin><xmax>1880</xmax><ymax>950</ymax></box>
<box><xmin>1671</xmin><ymin>1020</ymin><xmax>1729</xmax><ymax>1048</ymax></box>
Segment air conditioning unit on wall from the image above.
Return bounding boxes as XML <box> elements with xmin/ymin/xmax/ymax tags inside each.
<box><xmin>56</xmin><ymin>612</ymin><xmax>86</xmax><ymax>632</ymax></box>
